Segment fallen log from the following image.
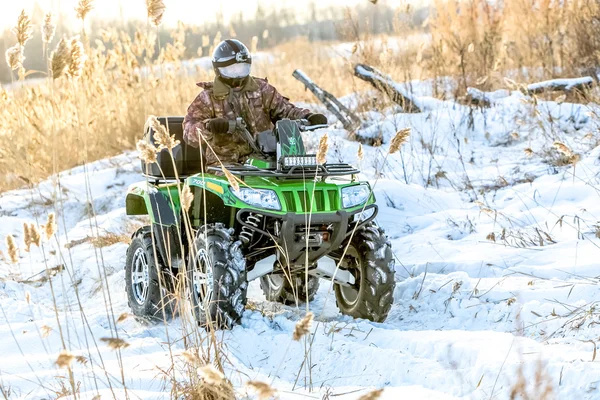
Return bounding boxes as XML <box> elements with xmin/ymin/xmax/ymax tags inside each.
<box><xmin>292</xmin><ymin>69</ymin><xmax>361</xmax><ymax>131</ymax></box>
<box><xmin>353</xmin><ymin>64</ymin><xmax>421</xmax><ymax>113</ymax></box>
<box><xmin>465</xmin><ymin>76</ymin><xmax>594</xmax><ymax>106</ymax></box>
<box><xmin>526</xmin><ymin>76</ymin><xmax>594</xmax><ymax>94</ymax></box>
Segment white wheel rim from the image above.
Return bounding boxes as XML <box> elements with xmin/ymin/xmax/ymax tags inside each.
<box><xmin>132</xmin><ymin>247</ymin><xmax>150</xmax><ymax>305</ymax></box>
<box><xmin>192</xmin><ymin>248</ymin><xmax>213</xmax><ymax>312</ymax></box>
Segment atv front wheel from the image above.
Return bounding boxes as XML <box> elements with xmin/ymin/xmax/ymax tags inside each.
<box><xmin>260</xmin><ymin>272</ymin><xmax>320</xmax><ymax>305</ymax></box>
<box><xmin>188</xmin><ymin>224</ymin><xmax>247</xmax><ymax>329</ymax></box>
<box><xmin>334</xmin><ymin>223</ymin><xmax>395</xmax><ymax>322</ymax></box>
<box><xmin>125</xmin><ymin>227</ymin><xmax>174</xmax><ymax>322</ymax></box>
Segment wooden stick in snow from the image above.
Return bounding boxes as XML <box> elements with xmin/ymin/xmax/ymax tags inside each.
<box><xmin>292</xmin><ymin>69</ymin><xmax>361</xmax><ymax>131</ymax></box>
<box><xmin>353</xmin><ymin>64</ymin><xmax>421</xmax><ymax>113</ymax></box>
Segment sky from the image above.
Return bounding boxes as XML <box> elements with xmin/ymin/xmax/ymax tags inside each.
<box><xmin>0</xmin><ymin>0</ymin><xmax>402</xmax><ymax>31</ymax></box>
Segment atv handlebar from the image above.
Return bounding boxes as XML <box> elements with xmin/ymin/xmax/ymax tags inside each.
<box><xmin>228</xmin><ymin>117</ymin><xmax>329</xmax><ymax>134</ymax></box>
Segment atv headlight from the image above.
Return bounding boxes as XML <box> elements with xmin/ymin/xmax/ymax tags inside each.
<box><xmin>232</xmin><ymin>188</ymin><xmax>281</xmax><ymax>211</ymax></box>
<box><xmin>341</xmin><ymin>184</ymin><xmax>371</xmax><ymax>208</ymax></box>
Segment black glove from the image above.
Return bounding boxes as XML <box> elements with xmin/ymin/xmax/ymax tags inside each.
<box><xmin>306</xmin><ymin>113</ymin><xmax>328</xmax><ymax>126</ymax></box>
<box><xmin>206</xmin><ymin>118</ymin><xmax>230</xmax><ymax>134</ymax></box>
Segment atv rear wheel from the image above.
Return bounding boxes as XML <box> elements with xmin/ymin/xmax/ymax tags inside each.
<box><xmin>334</xmin><ymin>223</ymin><xmax>395</xmax><ymax>322</ymax></box>
<box><xmin>125</xmin><ymin>227</ymin><xmax>175</xmax><ymax>322</ymax></box>
<box><xmin>260</xmin><ymin>273</ymin><xmax>320</xmax><ymax>305</ymax></box>
<box><xmin>188</xmin><ymin>224</ymin><xmax>247</xmax><ymax>329</ymax></box>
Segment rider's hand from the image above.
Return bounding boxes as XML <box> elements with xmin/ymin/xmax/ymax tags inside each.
<box><xmin>206</xmin><ymin>118</ymin><xmax>230</xmax><ymax>134</ymax></box>
<box><xmin>307</xmin><ymin>113</ymin><xmax>328</xmax><ymax>126</ymax></box>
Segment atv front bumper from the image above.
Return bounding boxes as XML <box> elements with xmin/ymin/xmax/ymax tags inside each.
<box><xmin>236</xmin><ymin>204</ymin><xmax>378</xmax><ymax>265</ymax></box>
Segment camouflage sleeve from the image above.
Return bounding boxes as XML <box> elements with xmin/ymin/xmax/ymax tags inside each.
<box><xmin>263</xmin><ymin>81</ymin><xmax>311</xmax><ymax>122</ymax></box>
<box><xmin>183</xmin><ymin>92</ymin><xmax>213</xmax><ymax>148</ymax></box>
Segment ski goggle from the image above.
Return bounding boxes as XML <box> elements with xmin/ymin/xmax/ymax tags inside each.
<box><xmin>218</xmin><ymin>63</ymin><xmax>251</xmax><ymax>79</ymax></box>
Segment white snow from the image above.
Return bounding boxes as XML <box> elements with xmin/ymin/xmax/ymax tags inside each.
<box><xmin>3</xmin><ymin>86</ymin><xmax>600</xmax><ymax>399</ymax></box>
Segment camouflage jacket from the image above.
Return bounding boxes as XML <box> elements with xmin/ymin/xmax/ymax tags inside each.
<box><xmin>183</xmin><ymin>76</ymin><xmax>311</xmax><ymax>166</ymax></box>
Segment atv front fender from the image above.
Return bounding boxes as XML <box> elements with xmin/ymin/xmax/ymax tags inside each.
<box><xmin>126</xmin><ymin>182</ymin><xmax>178</xmax><ymax>226</ymax></box>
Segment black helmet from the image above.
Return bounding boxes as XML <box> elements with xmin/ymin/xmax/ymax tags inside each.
<box><xmin>212</xmin><ymin>39</ymin><xmax>252</xmax><ymax>88</ymax></box>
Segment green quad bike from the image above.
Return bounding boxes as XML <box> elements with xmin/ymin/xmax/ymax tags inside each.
<box><xmin>124</xmin><ymin>116</ymin><xmax>395</xmax><ymax>328</ymax></box>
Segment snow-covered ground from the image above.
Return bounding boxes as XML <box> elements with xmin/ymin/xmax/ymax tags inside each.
<box><xmin>2</xmin><ymin>88</ymin><xmax>600</xmax><ymax>399</ymax></box>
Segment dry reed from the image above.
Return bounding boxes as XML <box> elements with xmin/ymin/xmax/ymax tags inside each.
<box><xmin>75</xmin><ymin>0</ymin><xmax>94</xmax><ymax>21</ymax></box>
<box><xmin>389</xmin><ymin>128</ymin><xmax>411</xmax><ymax>154</ymax></box>
<box><xmin>293</xmin><ymin>312</ymin><xmax>313</xmax><ymax>341</ymax></box>
<box><xmin>13</xmin><ymin>10</ymin><xmax>33</xmax><ymax>47</ymax></box>
<box><xmin>55</xmin><ymin>351</ymin><xmax>75</xmax><ymax>368</ymax></box>
<box><xmin>5</xmin><ymin>46</ymin><xmax>24</xmax><ymax>71</ymax></box>
<box><xmin>42</xmin><ymin>13</ymin><xmax>56</xmax><ymax>44</ymax></box>
<box><xmin>137</xmin><ymin>140</ymin><xmax>158</xmax><ymax>163</ymax></box>
<box><xmin>66</xmin><ymin>37</ymin><xmax>86</xmax><ymax>79</ymax></box>
<box><xmin>246</xmin><ymin>381</ymin><xmax>276</xmax><ymax>399</ymax></box>
<box><xmin>198</xmin><ymin>364</ymin><xmax>224</xmax><ymax>385</ymax></box>
<box><xmin>5</xmin><ymin>235</ymin><xmax>18</xmax><ymax>263</ymax></box>
<box><xmin>181</xmin><ymin>185</ymin><xmax>194</xmax><ymax>211</ymax></box>
<box><xmin>50</xmin><ymin>37</ymin><xmax>70</xmax><ymax>79</ymax></box>
<box><xmin>359</xmin><ymin>389</ymin><xmax>384</xmax><ymax>400</ymax></box>
<box><xmin>316</xmin><ymin>134</ymin><xmax>329</xmax><ymax>164</ymax></box>
<box><xmin>146</xmin><ymin>0</ymin><xmax>166</xmax><ymax>26</ymax></box>
<box><xmin>100</xmin><ymin>337</ymin><xmax>130</xmax><ymax>350</ymax></box>
<box><xmin>44</xmin><ymin>213</ymin><xmax>57</xmax><ymax>240</ymax></box>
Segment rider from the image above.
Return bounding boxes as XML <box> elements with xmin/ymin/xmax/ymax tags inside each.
<box><xmin>183</xmin><ymin>39</ymin><xmax>327</xmax><ymax>167</ymax></box>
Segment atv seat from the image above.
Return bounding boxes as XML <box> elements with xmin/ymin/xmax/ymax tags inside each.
<box><xmin>140</xmin><ymin>116</ymin><xmax>203</xmax><ymax>179</ymax></box>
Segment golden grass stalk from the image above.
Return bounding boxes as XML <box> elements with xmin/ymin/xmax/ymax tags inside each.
<box><xmin>293</xmin><ymin>312</ymin><xmax>313</xmax><ymax>341</ymax></box>
<box><xmin>181</xmin><ymin>350</ymin><xmax>202</xmax><ymax>365</ymax></box>
<box><xmin>198</xmin><ymin>364</ymin><xmax>225</xmax><ymax>385</ymax></box>
<box><xmin>44</xmin><ymin>213</ymin><xmax>57</xmax><ymax>240</ymax></box>
<box><xmin>357</xmin><ymin>143</ymin><xmax>364</xmax><ymax>162</ymax></box>
<box><xmin>146</xmin><ymin>0</ymin><xmax>166</xmax><ymax>26</ymax></box>
<box><xmin>223</xmin><ymin>167</ymin><xmax>240</xmax><ymax>192</ymax></box>
<box><xmin>55</xmin><ymin>351</ymin><xmax>75</xmax><ymax>368</ymax></box>
<box><xmin>116</xmin><ymin>313</ymin><xmax>129</xmax><ymax>323</ymax></box>
<box><xmin>25</xmin><ymin>291</ymin><xmax>31</xmax><ymax>304</ymax></box>
<box><xmin>50</xmin><ymin>37</ymin><xmax>70</xmax><ymax>80</ymax></box>
<box><xmin>41</xmin><ymin>325</ymin><xmax>52</xmax><ymax>337</ymax></box>
<box><xmin>316</xmin><ymin>133</ymin><xmax>329</xmax><ymax>164</ymax></box>
<box><xmin>359</xmin><ymin>388</ymin><xmax>384</xmax><ymax>400</ymax></box>
<box><xmin>100</xmin><ymin>337</ymin><xmax>130</xmax><ymax>350</ymax></box>
<box><xmin>181</xmin><ymin>185</ymin><xmax>193</xmax><ymax>211</ymax></box>
<box><xmin>76</xmin><ymin>355</ymin><xmax>88</xmax><ymax>365</ymax></box>
<box><xmin>147</xmin><ymin>116</ymin><xmax>179</xmax><ymax>150</ymax></box>
<box><xmin>13</xmin><ymin>10</ymin><xmax>33</xmax><ymax>47</ymax></box>
<box><xmin>75</xmin><ymin>0</ymin><xmax>94</xmax><ymax>21</ymax></box>
<box><xmin>553</xmin><ymin>141</ymin><xmax>573</xmax><ymax>157</ymax></box>
<box><xmin>5</xmin><ymin>45</ymin><xmax>24</xmax><ymax>71</ymax></box>
<box><xmin>42</xmin><ymin>13</ymin><xmax>56</xmax><ymax>44</ymax></box>
<box><xmin>5</xmin><ymin>235</ymin><xmax>18</xmax><ymax>263</ymax></box>
<box><xmin>67</xmin><ymin>37</ymin><xmax>86</xmax><ymax>79</ymax></box>
<box><xmin>137</xmin><ymin>140</ymin><xmax>158</xmax><ymax>163</ymax></box>
<box><xmin>23</xmin><ymin>223</ymin><xmax>32</xmax><ymax>252</ymax></box>
<box><xmin>246</xmin><ymin>381</ymin><xmax>276</xmax><ymax>400</ymax></box>
<box><xmin>30</xmin><ymin>224</ymin><xmax>41</xmax><ymax>248</ymax></box>
<box><xmin>389</xmin><ymin>128</ymin><xmax>411</xmax><ymax>154</ymax></box>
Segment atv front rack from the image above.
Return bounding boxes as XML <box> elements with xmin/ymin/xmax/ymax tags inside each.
<box><xmin>208</xmin><ymin>163</ymin><xmax>360</xmax><ymax>178</ymax></box>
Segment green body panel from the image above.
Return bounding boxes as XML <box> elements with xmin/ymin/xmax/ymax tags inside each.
<box><xmin>246</xmin><ymin>159</ymin><xmax>275</xmax><ymax>169</ymax></box>
<box><xmin>185</xmin><ymin>173</ymin><xmax>375</xmax><ymax>215</ymax></box>
<box><xmin>126</xmin><ymin>172</ymin><xmax>375</xmax><ymax>220</ymax></box>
